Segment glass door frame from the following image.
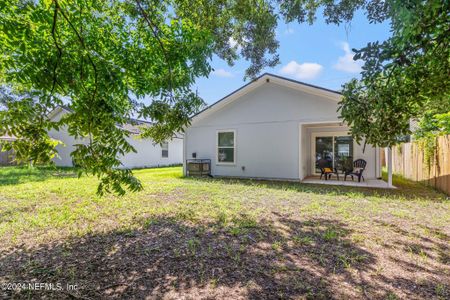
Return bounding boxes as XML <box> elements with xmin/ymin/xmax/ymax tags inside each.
<box><xmin>310</xmin><ymin>131</ymin><xmax>354</xmax><ymax>175</ymax></box>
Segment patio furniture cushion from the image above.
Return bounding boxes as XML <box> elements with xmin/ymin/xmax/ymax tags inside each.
<box><xmin>353</xmin><ymin>167</ymin><xmax>364</xmax><ymax>174</ymax></box>
<box><xmin>317</xmin><ymin>159</ymin><xmax>339</xmax><ymax>180</ymax></box>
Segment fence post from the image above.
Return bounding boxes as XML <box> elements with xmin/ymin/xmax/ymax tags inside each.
<box><xmin>387</xmin><ymin>147</ymin><xmax>393</xmax><ymax>187</ymax></box>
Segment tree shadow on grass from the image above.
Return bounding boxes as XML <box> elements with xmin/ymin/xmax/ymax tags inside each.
<box><xmin>373</xmin><ymin>220</ymin><xmax>450</xmax><ymax>299</ymax></box>
<box><xmin>0</xmin><ymin>217</ymin><xmax>375</xmax><ymax>299</ymax></box>
<box><xmin>0</xmin><ymin>166</ymin><xmax>77</xmax><ymax>186</ymax></box>
<box><xmin>1</xmin><ymin>215</ymin><xmax>447</xmax><ymax>299</ymax></box>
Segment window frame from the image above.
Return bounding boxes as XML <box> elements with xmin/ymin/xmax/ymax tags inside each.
<box><xmin>216</xmin><ymin>129</ymin><xmax>236</xmax><ymax>165</ymax></box>
<box><xmin>310</xmin><ymin>131</ymin><xmax>354</xmax><ymax>175</ymax></box>
<box><xmin>161</xmin><ymin>142</ymin><xmax>169</xmax><ymax>158</ymax></box>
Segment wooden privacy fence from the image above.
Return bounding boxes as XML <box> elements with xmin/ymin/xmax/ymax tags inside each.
<box><xmin>384</xmin><ymin>135</ymin><xmax>450</xmax><ymax>195</ymax></box>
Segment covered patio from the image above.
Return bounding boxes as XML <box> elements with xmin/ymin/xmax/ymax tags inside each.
<box><xmin>299</xmin><ymin>122</ymin><xmax>395</xmax><ymax>189</ymax></box>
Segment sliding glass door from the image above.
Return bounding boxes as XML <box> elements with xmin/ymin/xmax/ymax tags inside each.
<box><xmin>314</xmin><ymin>136</ymin><xmax>334</xmax><ymax>173</ymax></box>
<box><xmin>312</xmin><ymin>133</ymin><xmax>353</xmax><ymax>174</ymax></box>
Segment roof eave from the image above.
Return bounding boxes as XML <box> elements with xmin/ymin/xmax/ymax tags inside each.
<box><xmin>192</xmin><ymin>73</ymin><xmax>342</xmax><ymax>124</ymax></box>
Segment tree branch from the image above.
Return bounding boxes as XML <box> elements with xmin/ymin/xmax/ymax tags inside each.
<box><xmin>54</xmin><ymin>0</ymin><xmax>98</xmax><ymax>100</ymax></box>
<box><xmin>51</xmin><ymin>1</ymin><xmax>62</xmax><ymax>94</ymax></box>
<box><xmin>135</xmin><ymin>0</ymin><xmax>174</xmax><ymax>99</ymax></box>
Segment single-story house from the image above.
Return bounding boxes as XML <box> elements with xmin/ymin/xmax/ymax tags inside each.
<box><xmin>48</xmin><ymin>106</ymin><xmax>183</xmax><ymax>168</ymax></box>
<box><xmin>183</xmin><ymin>73</ymin><xmax>383</xmax><ymax>181</ymax></box>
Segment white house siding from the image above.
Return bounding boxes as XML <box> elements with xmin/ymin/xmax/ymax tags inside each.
<box><xmin>48</xmin><ymin>108</ymin><xmax>183</xmax><ymax>168</ymax></box>
<box><xmin>119</xmin><ymin>137</ymin><xmax>183</xmax><ymax>169</ymax></box>
<box><xmin>47</xmin><ymin>109</ymin><xmax>85</xmax><ymax>167</ymax></box>
<box><xmin>185</xmin><ymin>81</ymin><xmax>379</xmax><ymax>180</ymax></box>
<box><xmin>186</xmin><ymin>121</ymin><xmax>300</xmax><ymax>179</ymax></box>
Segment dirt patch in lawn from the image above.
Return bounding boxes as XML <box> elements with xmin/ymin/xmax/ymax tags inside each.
<box><xmin>1</xmin><ymin>215</ymin><xmax>448</xmax><ymax>299</ymax></box>
<box><xmin>1</xmin><ymin>167</ymin><xmax>449</xmax><ymax>299</ymax></box>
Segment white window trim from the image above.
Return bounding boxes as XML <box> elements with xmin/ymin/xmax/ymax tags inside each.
<box><xmin>310</xmin><ymin>131</ymin><xmax>354</xmax><ymax>175</ymax></box>
<box><xmin>216</xmin><ymin>129</ymin><xmax>236</xmax><ymax>165</ymax></box>
<box><xmin>161</xmin><ymin>142</ymin><xmax>169</xmax><ymax>158</ymax></box>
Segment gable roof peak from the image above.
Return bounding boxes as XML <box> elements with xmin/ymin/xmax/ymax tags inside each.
<box><xmin>258</xmin><ymin>73</ymin><xmax>341</xmax><ymax>95</ymax></box>
<box><xmin>192</xmin><ymin>72</ymin><xmax>342</xmax><ymax>122</ymax></box>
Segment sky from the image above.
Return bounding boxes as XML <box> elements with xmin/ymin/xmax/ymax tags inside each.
<box><xmin>194</xmin><ymin>10</ymin><xmax>391</xmax><ymax>105</ymax></box>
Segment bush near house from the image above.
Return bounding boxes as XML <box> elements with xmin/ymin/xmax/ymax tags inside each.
<box><xmin>0</xmin><ymin>166</ymin><xmax>448</xmax><ymax>299</ymax></box>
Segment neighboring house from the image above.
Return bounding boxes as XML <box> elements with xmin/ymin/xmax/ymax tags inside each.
<box><xmin>47</xmin><ymin>106</ymin><xmax>183</xmax><ymax>168</ymax></box>
<box><xmin>0</xmin><ymin>134</ymin><xmax>17</xmax><ymax>166</ymax></box>
<box><xmin>184</xmin><ymin>73</ymin><xmax>382</xmax><ymax>180</ymax></box>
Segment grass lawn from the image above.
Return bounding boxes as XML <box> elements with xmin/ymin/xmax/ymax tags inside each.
<box><xmin>0</xmin><ymin>166</ymin><xmax>449</xmax><ymax>299</ymax></box>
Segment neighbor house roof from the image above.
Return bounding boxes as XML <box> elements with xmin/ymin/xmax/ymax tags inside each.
<box><xmin>192</xmin><ymin>73</ymin><xmax>342</xmax><ymax>122</ymax></box>
<box><xmin>47</xmin><ymin>105</ymin><xmax>153</xmax><ymax>135</ymax></box>
<box><xmin>0</xmin><ymin>134</ymin><xmax>17</xmax><ymax>141</ymax></box>
<box><xmin>47</xmin><ymin>105</ymin><xmax>184</xmax><ymax>139</ymax></box>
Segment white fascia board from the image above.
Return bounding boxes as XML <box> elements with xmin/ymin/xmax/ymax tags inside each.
<box><xmin>192</xmin><ymin>74</ymin><xmax>342</xmax><ymax>124</ymax></box>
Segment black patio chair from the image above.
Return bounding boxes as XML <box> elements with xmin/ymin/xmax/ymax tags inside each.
<box><xmin>317</xmin><ymin>158</ymin><xmax>340</xmax><ymax>180</ymax></box>
<box><xmin>344</xmin><ymin>159</ymin><xmax>367</xmax><ymax>182</ymax></box>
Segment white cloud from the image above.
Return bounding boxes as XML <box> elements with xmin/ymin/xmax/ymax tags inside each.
<box><xmin>333</xmin><ymin>42</ymin><xmax>363</xmax><ymax>73</ymax></box>
<box><xmin>212</xmin><ymin>68</ymin><xmax>234</xmax><ymax>78</ymax></box>
<box><xmin>228</xmin><ymin>37</ymin><xmax>242</xmax><ymax>51</ymax></box>
<box><xmin>229</xmin><ymin>37</ymin><xmax>237</xmax><ymax>47</ymax></box>
<box><xmin>279</xmin><ymin>61</ymin><xmax>323</xmax><ymax>80</ymax></box>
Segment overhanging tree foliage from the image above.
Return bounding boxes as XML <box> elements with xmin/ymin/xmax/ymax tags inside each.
<box><xmin>1</xmin><ymin>0</ymin><xmax>280</xmax><ymax>195</ymax></box>
<box><xmin>0</xmin><ymin>87</ymin><xmax>61</xmax><ymax>166</ymax></box>
<box><xmin>338</xmin><ymin>0</ymin><xmax>450</xmax><ymax>148</ymax></box>
<box><xmin>1</xmin><ymin>0</ymin><xmax>447</xmax><ymax>194</ymax></box>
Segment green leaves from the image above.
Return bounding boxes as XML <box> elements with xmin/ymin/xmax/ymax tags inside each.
<box><xmin>339</xmin><ymin>0</ymin><xmax>450</xmax><ymax>148</ymax></box>
<box><xmin>2</xmin><ymin>0</ymin><xmax>446</xmax><ymax>194</ymax></box>
<box><xmin>0</xmin><ymin>88</ymin><xmax>61</xmax><ymax>166</ymax></box>
<box><xmin>0</xmin><ymin>0</ymin><xmax>282</xmax><ymax>195</ymax></box>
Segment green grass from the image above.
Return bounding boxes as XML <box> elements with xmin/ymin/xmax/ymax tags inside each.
<box><xmin>0</xmin><ymin>166</ymin><xmax>449</xmax><ymax>299</ymax></box>
<box><xmin>0</xmin><ymin>165</ymin><xmax>447</xmax><ymax>246</ymax></box>
<box><xmin>0</xmin><ymin>165</ymin><xmax>77</xmax><ymax>185</ymax></box>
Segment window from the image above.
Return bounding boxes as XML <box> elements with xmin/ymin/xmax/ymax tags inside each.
<box><xmin>217</xmin><ymin>130</ymin><xmax>235</xmax><ymax>164</ymax></box>
<box><xmin>161</xmin><ymin>142</ymin><xmax>168</xmax><ymax>158</ymax></box>
<box><xmin>313</xmin><ymin>133</ymin><xmax>353</xmax><ymax>174</ymax></box>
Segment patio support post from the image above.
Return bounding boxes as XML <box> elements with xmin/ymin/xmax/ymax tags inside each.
<box><xmin>387</xmin><ymin>147</ymin><xmax>393</xmax><ymax>187</ymax></box>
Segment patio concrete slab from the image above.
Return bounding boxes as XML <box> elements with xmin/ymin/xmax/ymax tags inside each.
<box><xmin>302</xmin><ymin>177</ymin><xmax>395</xmax><ymax>189</ymax></box>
